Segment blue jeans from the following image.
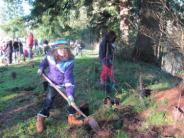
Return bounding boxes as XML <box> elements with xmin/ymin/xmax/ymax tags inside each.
<box><xmin>38</xmin><ymin>85</ymin><xmax>75</xmax><ymax>117</ymax></box>
<box><xmin>28</xmin><ymin>47</ymin><xmax>33</xmax><ymax>59</ymax></box>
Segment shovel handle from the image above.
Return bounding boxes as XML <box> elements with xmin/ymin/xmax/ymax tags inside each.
<box><xmin>42</xmin><ymin>74</ymin><xmax>68</xmax><ymax>101</ymax></box>
<box><xmin>71</xmin><ymin>103</ymin><xmax>87</xmax><ymax>118</ymax></box>
<box><xmin>42</xmin><ymin>73</ymin><xmax>88</xmax><ymax>118</ymax></box>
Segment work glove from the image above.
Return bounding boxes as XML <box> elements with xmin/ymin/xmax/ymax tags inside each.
<box><xmin>37</xmin><ymin>69</ymin><xmax>43</xmax><ymax>76</ymax></box>
<box><xmin>112</xmin><ymin>43</ymin><xmax>116</xmax><ymax>49</ymax></box>
<box><xmin>67</xmin><ymin>96</ymin><xmax>75</xmax><ymax>106</ymax></box>
<box><xmin>55</xmin><ymin>85</ymin><xmax>62</xmax><ymax>89</ymax></box>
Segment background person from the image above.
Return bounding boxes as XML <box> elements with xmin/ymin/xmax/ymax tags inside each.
<box><xmin>3</xmin><ymin>40</ymin><xmax>13</xmax><ymax>64</ymax></box>
<box><xmin>99</xmin><ymin>30</ymin><xmax>116</xmax><ymax>93</ymax></box>
<box><xmin>26</xmin><ymin>32</ymin><xmax>34</xmax><ymax>60</ymax></box>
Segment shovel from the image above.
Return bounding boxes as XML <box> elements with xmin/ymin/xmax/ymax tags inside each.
<box><xmin>42</xmin><ymin>73</ymin><xmax>100</xmax><ymax>132</ymax></box>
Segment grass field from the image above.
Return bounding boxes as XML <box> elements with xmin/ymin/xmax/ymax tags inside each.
<box><xmin>0</xmin><ymin>50</ymin><xmax>180</xmax><ymax>138</ymax></box>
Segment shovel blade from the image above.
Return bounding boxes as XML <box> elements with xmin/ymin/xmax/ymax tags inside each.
<box><xmin>88</xmin><ymin>117</ymin><xmax>100</xmax><ymax>132</ymax></box>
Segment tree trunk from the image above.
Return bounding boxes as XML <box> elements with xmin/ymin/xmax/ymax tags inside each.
<box><xmin>119</xmin><ymin>0</ymin><xmax>129</xmax><ymax>45</ymax></box>
<box><xmin>132</xmin><ymin>0</ymin><xmax>164</xmax><ymax>64</ymax></box>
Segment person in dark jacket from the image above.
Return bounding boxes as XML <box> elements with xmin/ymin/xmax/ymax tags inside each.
<box><xmin>13</xmin><ymin>40</ymin><xmax>23</xmax><ymax>63</ymax></box>
<box><xmin>34</xmin><ymin>39</ymin><xmax>38</xmax><ymax>50</ymax></box>
<box><xmin>4</xmin><ymin>40</ymin><xmax>13</xmax><ymax>64</ymax></box>
<box><xmin>99</xmin><ymin>31</ymin><xmax>116</xmax><ymax>93</ymax></box>
<box><xmin>42</xmin><ymin>39</ymin><xmax>50</xmax><ymax>55</ymax></box>
<box><xmin>36</xmin><ymin>46</ymin><xmax>85</xmax><ymax>133</ymax></box>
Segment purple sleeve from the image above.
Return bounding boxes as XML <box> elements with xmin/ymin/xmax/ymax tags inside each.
<box><xmin>39</xmin><ymin>56</ymin><xmax>49</xmax><ymax>71</ymax></box>
<box><xmin>64</xmin><ymin>62</ymin><xmax>75</xmax><ymax>97</ymax></box>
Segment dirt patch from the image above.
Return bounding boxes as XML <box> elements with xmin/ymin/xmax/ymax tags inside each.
<box><xmin>94</xmin><ymin>129</ymin><xmax>113</xmax><ymax>138</ymax></box>
<box><xmin>65</xmin><ymin>85</ymin><xmax>184</xmax><ymax>138</ymax></box>
<box><xmin>151</xmin><ymin>78</ymin><xmax>184</xmax><ymax>136</ymax></box>
<box><xmin>0</xmin><ymin>91</ymin><xmax>40</xmax><ymax>133</ymax></box>
<box><xmin>65</xmin><ymin>105</ymin><xmax>162</xmax><ymax>138</ymax></box>
<box><xmin>1</xmin><ymin>75</ymin><xmax>184</xmax><ymax>137</ymax></box>
<box><xmin>154</xmin><ymin>81</ymin><xmax>184</xmax><ymax>116</ymax></box>
<box><xmin>0</xmin><ymin>90</ymin><xmax>66</xmax><ymax>134</ymax></box>
<box><xmin>161</xmin><ymin>125</ymin><xmax>182</xmax><ymax>137</ymax></box>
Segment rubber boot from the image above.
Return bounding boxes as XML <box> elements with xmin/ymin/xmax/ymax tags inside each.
<box><xmin>103</xmin><ymin>96</ymin><xmax>112</xmax><ymax>107</ymax></box>
<box><xmin>36</xmin><ymin>115</ymin><xmax>45</xmax><ymax>133</ymax></box>
<box><xmin>68</xmin><ymin>114</ymin><xmax>84</xmax><ymax>126</ymax></box>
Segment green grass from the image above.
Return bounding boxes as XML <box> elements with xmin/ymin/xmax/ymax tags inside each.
<box><xmin>2</xmin><ymin>117</ymin><xmax>71</xmax><ymax>138</ymax></box>
<box><xmin>0</xmin><ymin>92</ymin><xmax>19</xmax><ymax>111</ymax></box>
<box><xmin>0</xmin><ymin>50</ymin><xmax>179</xmax><ymax>137</ymax></box>
<box><xmin>115</xmin><ymin>130</ymin><xmax>128</xmax><ymax>138</ymax></box>
<box><xmin>146</xmin><ymin>111</ymin><xmax>171</xmax><ymax>125</ymax></box>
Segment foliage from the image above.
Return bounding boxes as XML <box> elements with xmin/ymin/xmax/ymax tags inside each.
<box><xmin>0</xmin><ymin>17</ymin><xmax>27</xmax><ymax>38</ymax></box>
<box><xmin>0</xmin><ymin>0</ymin><xmax>24</xmax><ymax>22</ymax></box>
<box><xmin>27</xmin><ymin>0</ymin><xmax>184</xmax><ymax>41</ymax></box>
<box><xmin>25</xmin><ymin>0</ymin><xmax>120</xmax><ymax>39</ymax></box>
<box><xmin>0</xmin><ymin>0</ymin><xmax>34</xmax><ymax>38</ymax></box>
<box><xmin>1</xmin><ymin>0</ymin><xmax>184</xmax><ymax>41</ymax></box>
<box><xmin>167</xmin><ymin>0</ymin><xmax>184</xmax><ymax>23</ymax></box>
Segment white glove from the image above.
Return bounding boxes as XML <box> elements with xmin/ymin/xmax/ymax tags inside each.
<box><xmin>67</xmin><ymin>96</ymin><xmax>75</xmax><ymax>106</ymax></box>
<box><xmin>37</xmin><ymin>69</ymin><xmax>43</xmax><ymax>76</ymax></box>
<box><xmin>55</xmin><ymin>85</ymin><xmax>62</xmax><ymax>89</ymax></box>
<box><xmin>112</xmin><ymin>43</ymin><xmax>116</xmax><ymax>48</ymax></box>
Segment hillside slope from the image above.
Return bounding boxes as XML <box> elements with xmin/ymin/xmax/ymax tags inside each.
<box><xmin>0</xmin><ymin>51</ymin><xmax>183</xmax><ymax>138</ymax></box>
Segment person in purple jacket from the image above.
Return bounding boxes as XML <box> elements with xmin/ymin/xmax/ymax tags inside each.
<box><xmin>36</xmin><ymin>46</ymin><xmax>84</xmax><ymax>133</ymax></box>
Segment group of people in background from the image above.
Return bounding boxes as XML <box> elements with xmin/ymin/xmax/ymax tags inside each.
<box><xmin>72</xmin><ymin>40</ymin><xmax>85</xmax><ymax>56</ymax></box>
<box><xmin>0</xmin><ymin>32</ymin><xmax>86</xmax><ymax>66</ymax></box>
<box><xmin>0</xmin><ymin>32</ymin><xmax>35</xmax><ymax>65</ymax></box>
<box><xmin>0</xmin><ymin>32</ymin><xmax>57</xmax><ymax>65</ymax></box>
<box><xmin>0</xmin><ymin>39</ymin><xmax>24</xmax><ymax>64</ymax></box>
